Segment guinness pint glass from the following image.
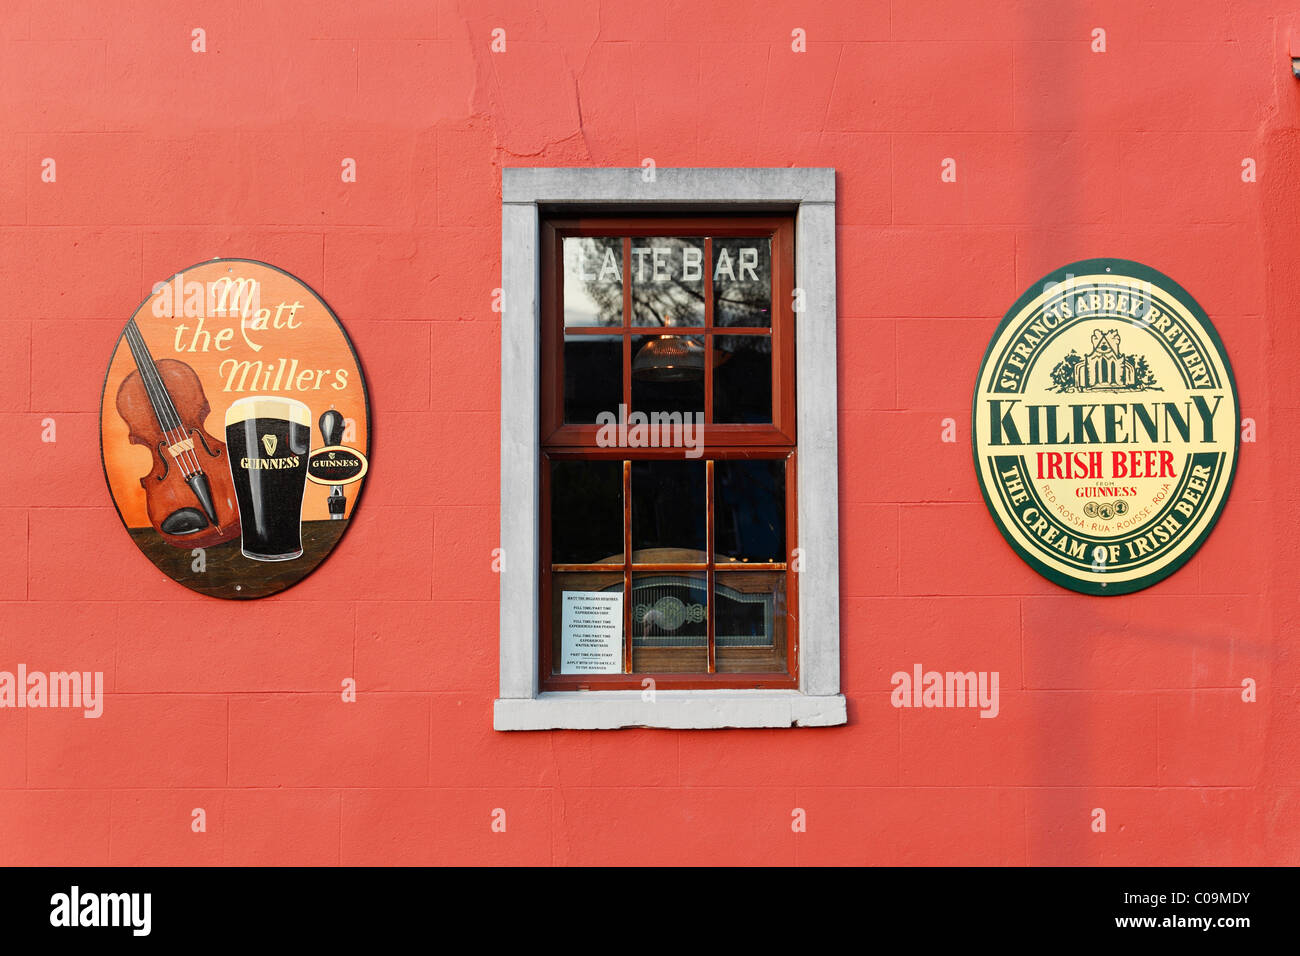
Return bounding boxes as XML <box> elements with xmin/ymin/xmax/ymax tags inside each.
<box><xmin>225</xmin><ymin>396</ymin><xmax>311</xmax><ymax>561</ymax></box>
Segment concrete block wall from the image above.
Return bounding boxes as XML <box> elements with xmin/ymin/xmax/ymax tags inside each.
<box><xmin>0</xmin><ymin>0</ymin><xmax>1295</xmax><ymax>864</ymax></box>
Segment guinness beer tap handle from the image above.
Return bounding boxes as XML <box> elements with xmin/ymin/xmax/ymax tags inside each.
<box><xmin>320</xmin><ymin>409</ymin><xmax>345</xmax><ymax>446</ymax></box>
<box><xmin>319</xmin><ymin>409</ymin><xmax>348</xmax><ymax>520</ymax></box>
<box><xmin>326</xmin><ymin>486</ymin><xmax>346</xmax><ymax>519</ymax></box>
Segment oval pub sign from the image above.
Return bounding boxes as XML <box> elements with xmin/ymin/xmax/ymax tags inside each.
<box><xmin>100</xmin><ymin>259</ymin><xmax>370</xmax><ymax>599</ymax></box>
<box><xmin>971</xmin><ymin>259</ymin><xmax>1238</xmax><ymax>595</ymax></box>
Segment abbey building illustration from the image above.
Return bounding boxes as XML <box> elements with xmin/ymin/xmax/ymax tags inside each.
<box><xmin>1075</xmin><ymin>329</ymin><xmax>1137</xmax><ymax>389</ymax></box>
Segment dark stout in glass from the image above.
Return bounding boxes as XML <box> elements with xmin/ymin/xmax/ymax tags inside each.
<box><xmin>225</xmin><ymin>396</ymin><xmax>311</xmax><ymax>561</ymax></box>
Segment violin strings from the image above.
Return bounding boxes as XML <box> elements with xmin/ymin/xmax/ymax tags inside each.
<box><xmin>123</xmin><ymin>321</ymin><xmax>181</xmax><ymax>445</ymax></box>
<box><xmin>124</xmin><ymin>320</ymin><xmax>205</xmax><ymax>481</ymax></box>
<box><xmin>129</xmin><ymin>318</ymin><xmax>206</xmax><ymax>474</ymax></box>
<box><xmin>145</xmin><ymin>323</ymin><xmax>210</xmax><ymax>481</ymax></box>
<box><xmin>124</xmin><ymin>321</ymin><xmax>186</xmax><ymax>453</ymax></box>
<box><xmin>124</xmin><ymin>319</ymin><xmax>180</xmax><ymax>435</ymax></box>
<box><xmin>123</xmin><ymin>322</ymin><xmax>194</xmax><ymax>478</ymax></box>
<box><xmin>133</xmin><ymin>321</ymin><xmax>206</xmax><ymax>481</ymax></box>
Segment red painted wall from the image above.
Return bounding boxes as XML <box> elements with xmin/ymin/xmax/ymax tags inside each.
<box><xmin>1</xmin><ymin>0</ymin><xmax>1297</xmax><ymax>865</ymax></box>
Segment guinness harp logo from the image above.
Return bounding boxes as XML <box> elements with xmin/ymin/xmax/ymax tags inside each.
<box><xmin>972</xmin><ymin>259</ymin><xmax>1239</xmax><ymax>595</ymax></box>
<box><xmin>261</xmin><ymin>433</ymin><xmax>278</xmax><ymax>456</ymax></box>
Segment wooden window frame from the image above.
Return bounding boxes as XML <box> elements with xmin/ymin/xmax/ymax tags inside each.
<box><xmin>496</xmin><ymin>167</ymin><xmax>845</xmax><ymax>731</ymax></box>
<box><xmin>540</xmin><ymin>216</ymin><xmax>798</xmax><ymax>691</ymax></box>
<box><xmin>541</xmin><ymin>217</ymin><xmax>797</xmax><ymax>447</ymax></box>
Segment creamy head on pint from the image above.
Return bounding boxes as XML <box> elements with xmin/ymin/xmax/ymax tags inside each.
<box><xmin>225</xmin><ymin>395</ymin><xmax>311</xmax><ymax>426</ymax></box>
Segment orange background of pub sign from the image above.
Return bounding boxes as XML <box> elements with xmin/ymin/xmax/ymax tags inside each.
<box><xmin>101</xmin><ymin>260</ymin><xmax>368</xmax><ymax>529</ymax></box>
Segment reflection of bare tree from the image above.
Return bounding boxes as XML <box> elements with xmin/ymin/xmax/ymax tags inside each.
<box><xmin>630</xmin><ymin>238</ymin><xmax>704</xmax><ymax>327</ymax></box>
<box><xmin>633</xmin><ymin>281</ymin><xmax>704</xmax><ymax>326</ymax></box>
<box><xmin>572</xmin><ymin>236</ymin><xmax>773</xmax><ymax>328</ymax></box>
<box><xmin>712</xmin><ymin>238</ymin><xmax>772</xmax><ymax>327</ymax></box>
<box><xmin>570</xmin><ymin>237</ymin><xmax>623</xmax><ymax>327</ymax></box>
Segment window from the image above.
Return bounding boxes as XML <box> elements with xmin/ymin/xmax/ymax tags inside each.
<box><xmin>498</xmin><ymin>168</ymin><xmax>844</xmax><ymax>730</ymax></box>
<box><xmin>542</xmin><ymin>217</ymin><xmax>796</xmax><ymax>690</ymax></box>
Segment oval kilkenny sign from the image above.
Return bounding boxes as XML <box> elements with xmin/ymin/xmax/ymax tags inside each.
<box><xmin>971</xmin><ymin>259</ymin><xmax>1239</xmax><ymax>595</ymax></box>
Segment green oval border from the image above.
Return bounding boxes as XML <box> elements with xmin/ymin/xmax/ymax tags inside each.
<box><xmin>970</xmin><ymin>258</ymin><xmax>1240</xmax><ymax>596</ymax></box>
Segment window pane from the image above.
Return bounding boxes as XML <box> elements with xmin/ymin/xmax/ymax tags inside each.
<box><xmin>715</xmin><ymin>459</ymin><xmax>785</xmax><ymax>563</ymax></box>
<box><xmin>715</xmin><ymin>571</ymin><xmax>787</xmax><ymax>673</ymax></box>
<box><xmin>713</xmin><ymin>334</ymin><xmax>772</xmax><ymax>423</ymax></box>
<box><xmin>631</xmin><ymin>238</ymin><xmax>705</xmax><ymax>327</ymax></box>
<box><xmin>631</xmin><ymin>571</ymin><xmax>708</xmax><ymax>673</ymax></box>
<box><xmin>631</xmin><ymin>459</ymin><xmax>706</xmax><ymax>561</ymax></box>
<box><xmin>631</xmin><ymin>334</ymin><xmax>704</xmax><ymax>418</ymax></box>
<box><xmin>550</xmin><ymin>460</ymin><xmax>624</xmax><ymax>564</ymax></box>
<box><xmin>551</xmin><ymin>572</ymin><xmax>624</xmax><ymax>675</ymax></box>
<box><xmin>713</xmin><ymin>238</ymin><xmax>772</xmax><ymax>327</ymax></box>
<box><xmin>564</xmin><ymin>237</ymin><xmax>623</xmax><ymax>328</ymax></box>
<box><xmin>564</xmin><ymin>334</ymin><xmax>621</xmax><ymax>423</ymax></box>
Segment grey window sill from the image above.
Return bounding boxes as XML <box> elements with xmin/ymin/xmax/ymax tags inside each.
<box><xmin>494</xmin><ymin>690</ymin><xmax>847</xmax><ymax>730</ymax></box>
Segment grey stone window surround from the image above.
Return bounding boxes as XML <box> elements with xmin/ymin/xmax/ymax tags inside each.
<box><xmin>496</xmin><ymin>167</ymin><xmax>845</xmax><ymax>730</ymax></box>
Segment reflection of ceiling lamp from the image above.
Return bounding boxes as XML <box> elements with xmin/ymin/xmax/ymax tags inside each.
<box><xmin>632</xmin><ymin>335</ymin><xmax>705</xmax><ymax>381</ymax></box>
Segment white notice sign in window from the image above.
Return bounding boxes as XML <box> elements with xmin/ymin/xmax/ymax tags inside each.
<box><xmin>560</xmin><ymin>590</ymin><xmax>624</xmax><ymax>673</ymax></box>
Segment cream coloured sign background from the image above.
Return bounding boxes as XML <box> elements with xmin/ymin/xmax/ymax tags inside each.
<box><xmin>972</xmin><ymin>260</ymin><xmax>1239</xmax><ymax>595</ymax></box>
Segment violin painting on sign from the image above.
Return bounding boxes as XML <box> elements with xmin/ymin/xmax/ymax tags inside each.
<box><xmin>99</xmin><ymin>259</ymin><xmax>371</xmax><ymax>599</ymax></box>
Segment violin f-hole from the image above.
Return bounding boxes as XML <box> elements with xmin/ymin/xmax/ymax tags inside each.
<box><xmin>190</xmin><ymin>427</ymin><xmax>220</xmax><ymax>459</ymax></box>
<box><xmin>154</xmin><ymin>440</ymin><xmax>170</xmax><ymax>481</ymax></box>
